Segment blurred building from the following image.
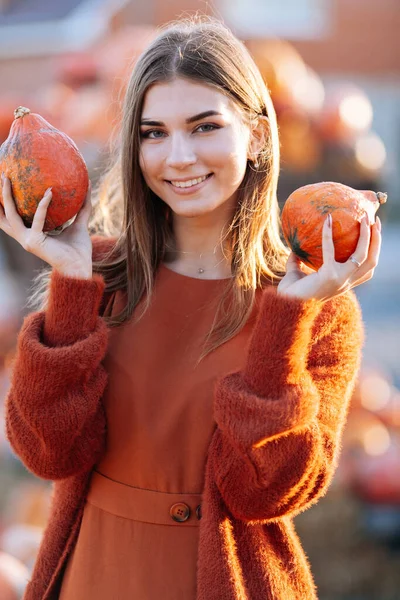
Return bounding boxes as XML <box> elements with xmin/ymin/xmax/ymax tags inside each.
<box><xmin>1</xmin><ymin>0</ymin><xmax>399</xmax><ymax>207</ymax></box>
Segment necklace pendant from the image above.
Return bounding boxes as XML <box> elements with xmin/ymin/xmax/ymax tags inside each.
<box><xmin>198</xmin><ymin>268</ymin><xmax>205</xmax><ymax>274</ymax></box>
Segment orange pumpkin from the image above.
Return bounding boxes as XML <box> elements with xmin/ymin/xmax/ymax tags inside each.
<box><xmin>281</xmin><ymin>182</ymin><xmax>387</xmax><ymax>270</ymax></box>
<box><xmin>0</xmin><ymin>106</ymin><xmax>88</xmax><ymax>232</ymax></box>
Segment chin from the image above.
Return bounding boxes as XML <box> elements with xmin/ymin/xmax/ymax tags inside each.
<box><xmin>168</xmin><ymin>200</ymin><xmax>224</xmax><ymax>219</ymax></box>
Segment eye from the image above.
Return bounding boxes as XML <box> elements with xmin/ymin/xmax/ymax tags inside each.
<box><xmin>141</xmin><ymin>129</ymin><xmax>166</xmax><ymax>139</ymax></box>
<box><xmin>195</xmin><ymin>123</ymin><xmax>220</xmax><ymax>133</ymax></box>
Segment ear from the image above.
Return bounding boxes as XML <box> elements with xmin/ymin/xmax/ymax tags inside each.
<box><xmin>247</xmin><ymin>116</ymin><xmax>269</xmax><ymax>162</ymax></box>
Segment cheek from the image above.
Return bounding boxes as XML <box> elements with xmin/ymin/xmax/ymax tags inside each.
<box><xmin>211</xmin><ymin>130</ymin><xmax>249</xmax><ymax>180</ymax></box>
<box><xmin>138</xmin><ymin>148</ymin><xmax>147</xmax><ymax>176</ymax></box>
<box><xmin>138</xmin><ymin>151</ymin><xmax>159</xmax><ymax>196</ymax></box>
<box><xmin>216</xmin><ymin>147</ymin><xmax>248</xmax><ymax>188</ymax></box>
<box><xmin>139</xmin><ymin>148</ymin><xmax>151</xmax><ymax>175</ymax></box>
<box><xmin>139</xmin><ymin>145</ymin><xmax>163</xmax><ymax>178</ymax></box>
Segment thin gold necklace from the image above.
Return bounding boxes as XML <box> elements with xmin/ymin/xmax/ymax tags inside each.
<box><xmin>165</xmin><ymin>249</ymin><xmax>229</xmax><ymax>275</ymax></box>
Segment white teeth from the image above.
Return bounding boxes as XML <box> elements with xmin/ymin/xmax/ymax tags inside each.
<box><xmin>170</xmin><ymin>174</ymin><xmax>209</xmax><ymax>188</ymax></box>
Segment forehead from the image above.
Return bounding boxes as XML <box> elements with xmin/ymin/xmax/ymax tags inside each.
<box><xmin>141</xmin><ymin>77</ymin><xmax>240</xmax><ymax>120</ymax></box>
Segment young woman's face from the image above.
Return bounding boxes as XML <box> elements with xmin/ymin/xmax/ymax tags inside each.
<box><xmin>139</xmin><ymin>77</ymin><xmax>252</xmax><ymax>219</ymax></box>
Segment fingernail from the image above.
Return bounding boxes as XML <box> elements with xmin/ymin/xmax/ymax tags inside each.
<box><xmin>40</xmin><ymin>187</ymin><xmax>52</xmax><ymax>202</ymax></box>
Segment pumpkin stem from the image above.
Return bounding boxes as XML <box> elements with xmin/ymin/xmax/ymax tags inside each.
<box><xmin>14</xmin><ymin>106</ymin><xmax>31</xmax><ymax>119</ymax></box>
<box><xmin>376</xmin><ymin>192</ymin><xmax>387</xmax><ymax>204</ymax></box>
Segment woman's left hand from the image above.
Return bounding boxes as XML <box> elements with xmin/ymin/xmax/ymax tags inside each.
<box><xmin>277</xmin><ymin>214</ymin><xmax>382</xmax><ymax>301</ymax></box>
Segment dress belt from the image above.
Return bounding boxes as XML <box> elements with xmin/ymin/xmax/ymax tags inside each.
<box><xmin>86</xmin><ymin>470</ymin><xmax>203</xmax><ymax>527</ymax></box>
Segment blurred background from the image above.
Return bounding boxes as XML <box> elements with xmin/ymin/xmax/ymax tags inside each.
<box><xmin>0</xmin><ymin>0</ymin><xmax>399</xmax><ymax>598</ymax></box>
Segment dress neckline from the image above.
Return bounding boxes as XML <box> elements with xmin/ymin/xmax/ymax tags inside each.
<box><xmin>160</xmin><ymin>262</ymin><xmax>233</xmax><ymax>283</ymax></box>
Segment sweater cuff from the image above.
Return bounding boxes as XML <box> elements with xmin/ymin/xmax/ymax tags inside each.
<box><xmin>243</xmin><ymin>288</ymin><xmax>322</xmax><ymax>397</ymax></box>
<box><xmin>43</xmin><ymin>270</ymin><xmax>106</xmax><ymax>347</ymax></box>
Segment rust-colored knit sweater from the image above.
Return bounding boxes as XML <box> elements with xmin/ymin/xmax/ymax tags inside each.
<box><xmin>5</xmin><ymin>236</ymin><xmax>363</xmax><ymax>599</ymax></box>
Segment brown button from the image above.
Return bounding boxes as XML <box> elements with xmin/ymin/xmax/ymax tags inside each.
<box><xmin>170</xmin><ymin>503</ymin><xmax>190</xmax><ymax>522</ymax></box>
<box><xmin>196</xmin><ymin>504</ymin><xmax>202</xmax><ymax>520</ymax></box>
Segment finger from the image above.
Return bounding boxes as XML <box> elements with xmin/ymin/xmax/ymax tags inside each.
<box><xmin>348</xmin><ymin>270</ymin><xmax>374</xmax><ymax>288</ymax></box>
<box><xmin>348</xmin><ymin>219</ymin><xmax>381</xmax><ymax>285</ymax></box>
<box><xmin>298</xmin><ymin>262</ymin><xmax>314</xmax><ymax>275</ymax></box>
<box><xmin>74</xmin><ymin>181</ymin><xmax>92</xmax><ymax>226</ymax></box>
<box><xmin>0</xmin><ymin>202</ymin><xmax>14</xmax><ymax>237</ymax></box>
<box><xmin>358</xmin><ymin>218</ymin><xmax>380</xmax><ymax>275</ymax></box>
<box><xmin>2</xmin><ymin>177</ymin><xmax>26</xmax><ymax>236</ymax></box>
<box><xmin>354</xmin><ymin>214</ymin><xmax>371</xmax><ymax>262</ymax></box>
<box><xmin>321</xmin><ymin>214</ymin><xmax>335</xmax><ymax>264</ymax></box>
<box><xmin>343</xmin><ymin>215</ymin><xmax>370</xmax><ymax>278</ymax></box>
<box><xmin>282</xmin><ymin>252</ymin><xmax>307</xmax><ymax>285</ymax></box>
<box><xmin>345</xmin><ymin>265</ymin><xmax>376</xmax><ymax>290</ymax></box>
<box><xmin>285</xmin><ymin>252</ymin><xmax>301</xmax><ymax>273</ymax></box>
<box><xmin>31</xmin><ymin>188</ymin><xmax>53</xmax><ymax>234</ymax></box>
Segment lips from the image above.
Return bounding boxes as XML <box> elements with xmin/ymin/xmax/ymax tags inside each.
<box><xmin>167</xmin><ymin>173</ymin><xmax>213</xmax><ymax>189</ymax></box>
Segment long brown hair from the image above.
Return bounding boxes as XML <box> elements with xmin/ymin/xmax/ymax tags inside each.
<box><xmin>27</xmin><ymin>16</ymin><xmax>289</xmax><ymax>360</ymax></box>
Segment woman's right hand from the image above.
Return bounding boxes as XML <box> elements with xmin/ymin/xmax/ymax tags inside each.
<box><xmin>0</xmin><ymin>175</ymin><xmax>93</xmax><ymax>279</ymax></box>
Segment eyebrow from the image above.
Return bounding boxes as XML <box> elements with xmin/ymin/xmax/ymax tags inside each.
<box><xmin>140</xmin><ymin>110</ymin><xmax>223</xmax><ymax>126</ymax></box>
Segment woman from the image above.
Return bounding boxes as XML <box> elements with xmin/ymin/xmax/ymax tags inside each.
<box><xmin>1</xmin><ymin>17</ymin><xmax>380</xmax><ymax>600</ymax></box>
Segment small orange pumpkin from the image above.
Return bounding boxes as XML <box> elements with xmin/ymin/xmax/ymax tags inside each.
<box><xmin>281</xmin><ymin>181</ymin><xmax>387</xmax><ymax>270</ymax></box>
<box><xmin>0</xmin><ymin>106</ymin><xmax>88</xmax><ymax>232</ymax></box>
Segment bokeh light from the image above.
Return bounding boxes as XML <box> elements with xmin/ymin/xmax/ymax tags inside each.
<box><xmin>360</xmin><ymin>373</ymin><xmax>392</xmax><ymax>411</ymax></box>
<box><xmin>363</xmin><ymin>422</ymin><xmax>391</xmax><ymax>456</ymax></box>
<box><xmin>339</xmin><ymin>92</ymin><xmax>373</xmax><ymax>132</ymax></box>
<box><xmin>355</xmin><ymin>132</ymin><xmax>387</xmax><ymax>172</ymax></box>
<box><xmin>291</xmin><ymin>67</ymin><xmax>325</xmax><ymax>114</ymax></box>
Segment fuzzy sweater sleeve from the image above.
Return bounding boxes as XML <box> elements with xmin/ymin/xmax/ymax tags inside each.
<box><xmin>211</xmin><ymin>287</ymin><xmax>364</xmax><ymax>523</ymax></box>
<box><xmin>4</xmin><ymin>235</ymin><xmax>116</xmax><ymax>480</ymax></box>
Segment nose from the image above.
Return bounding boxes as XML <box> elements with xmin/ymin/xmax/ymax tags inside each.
<box><xmin>165</xmin><ymin>133</ymin><xmax>196</xmax><ymax>169</ymax></box>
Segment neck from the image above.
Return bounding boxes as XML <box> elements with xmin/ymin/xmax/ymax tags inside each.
<box><xmin>164</xmin><ymin>211</ymin><xmax>233</xmax><ymax>279</ymax></box>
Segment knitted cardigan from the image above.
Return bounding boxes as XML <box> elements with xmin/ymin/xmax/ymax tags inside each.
<box><xmin>5</xmin><ymin>235</ymin><xmax>364</xmax><ymax>600</ymax></box>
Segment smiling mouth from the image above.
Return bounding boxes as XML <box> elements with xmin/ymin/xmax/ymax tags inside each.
<box><xmin>167</xmin><ymin>173</ymin><xmax>213</xmax><ymax>189</ymax></box>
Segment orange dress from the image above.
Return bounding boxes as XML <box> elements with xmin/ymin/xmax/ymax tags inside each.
<box><xmin>59</xmin><ymin>264</ymin><xmax>261</xmax><ymax>600</ymax></box>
